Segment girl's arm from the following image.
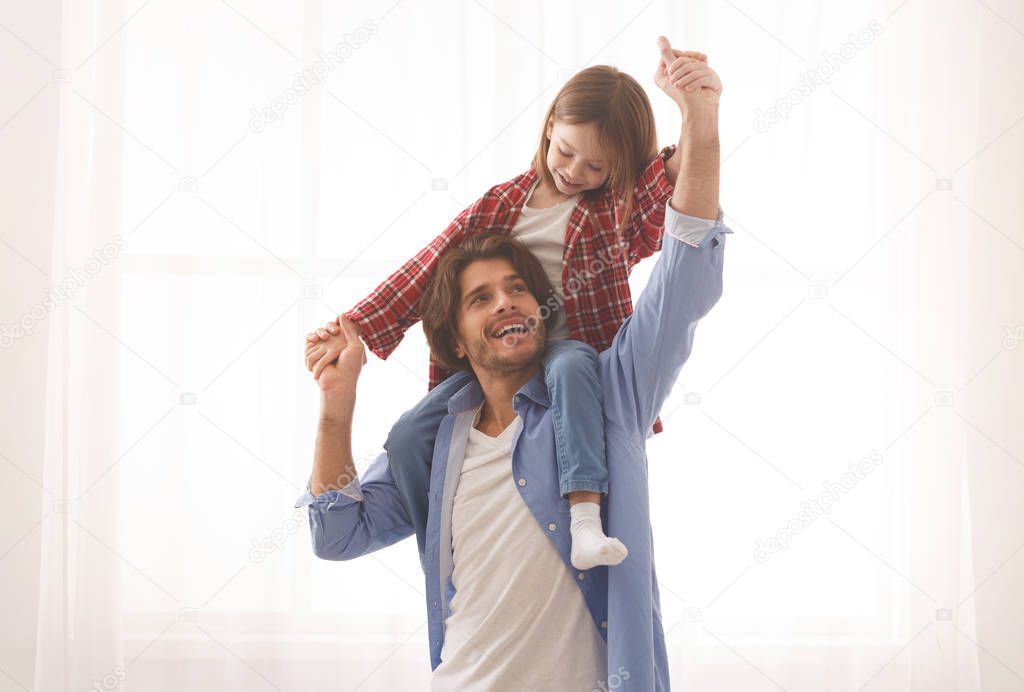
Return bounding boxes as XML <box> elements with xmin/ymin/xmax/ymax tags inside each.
<box><xmin>336</xmin><ymin>194</ymin><xmax>491</xmax><ymax>362</ymax></box>
<box><xmin>622</xmin><ymin>144</ymin><xmax>677</xmax><ymax>264</ymax></box>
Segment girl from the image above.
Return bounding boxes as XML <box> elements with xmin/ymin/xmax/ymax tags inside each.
<box><xmin>306</xmin><ymin>37</ymin><xmax>720</xmax><ymax>571</ymax></box>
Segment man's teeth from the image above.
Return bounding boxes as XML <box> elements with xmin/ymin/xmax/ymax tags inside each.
<box><xmin>494</xmin><ymin>324</ymin><xmax>528</xmax><ymax>338</ymax></box>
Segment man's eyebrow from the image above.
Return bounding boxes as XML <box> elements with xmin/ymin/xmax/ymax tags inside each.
<box><xmin>462</xmin><ymin>273</ymin><xmax>525</xmax><ymax>304</ymax></box>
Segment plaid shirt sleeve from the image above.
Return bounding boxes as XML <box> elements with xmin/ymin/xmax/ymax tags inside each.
<box><xmin>343</xmin><ymin>195</ymin><xmax>492</xmax><ymax>361</ymax></box>
<box><xmin>622</xmin><ymin>144</ymin><xmax>677</xmax><ymax>265</ymax></box>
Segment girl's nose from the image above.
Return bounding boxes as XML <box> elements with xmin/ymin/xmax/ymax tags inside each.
<box><xmin>567</xmin><ymin>159</ymin><xmax>585</xmax><ymax>181</ymax></box>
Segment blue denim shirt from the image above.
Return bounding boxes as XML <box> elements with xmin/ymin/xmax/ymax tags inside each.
<box><xmin>296</xmin><ymin>202</ymin><xmax>733</xmax><ymax>690</ymax></box>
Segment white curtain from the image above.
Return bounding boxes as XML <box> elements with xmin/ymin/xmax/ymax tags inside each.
<box><xmin>2</xmin><ymin>0</ymin><xmax>1022</xmax><ymax>690</ymax></box>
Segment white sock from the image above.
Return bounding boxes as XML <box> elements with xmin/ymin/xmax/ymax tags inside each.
<box><xmin>569</xmin><ymin>501</ymin><xmax>628</xmax><ymax>570</ymax></box>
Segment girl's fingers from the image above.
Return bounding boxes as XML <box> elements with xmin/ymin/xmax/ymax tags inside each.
<box><xmin>675</xmin><ymin>72</ymin><xmax>720</xmax><ymax>93</ymax></box>
<box><xmin>306</xmin><ymin>332</ymin><xmax>319</xmax><ymax>342</ymax></box>
<box><xmin>669</xmin><ymin>60</ymin><xmax>704</xmax><ymax>80</ymax></box>
<box><xmin>667</xmin><ymin>56</ymin><xmax>699</xmax><ymax>75</ymax></box>
<box><xmin>669</xmin><ymin>49</ymin><xmax>707</xmax><ymax>62</ymax></box>
<box><xmin>680</xmin><ymin>50</ymin><xmax>707</xmax><ymax>62</ymax></box>
<box><xmin>326</xmin><ymin>323</ymin><xmax>340</xmax><ymax>334</ymax></box>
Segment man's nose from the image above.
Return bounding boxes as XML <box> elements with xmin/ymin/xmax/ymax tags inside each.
<box><xmin>493</xmin><ymin>290</ymin><xmax>515</xmax><ymax>312</ymax></box>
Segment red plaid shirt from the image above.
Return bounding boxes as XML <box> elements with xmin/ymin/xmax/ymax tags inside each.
<box><xmin>345</xmin><ymin>145</ymin><xmax>677</xmax><ymax>433</ymax></box>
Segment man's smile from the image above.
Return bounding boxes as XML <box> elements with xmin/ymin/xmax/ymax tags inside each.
<box><xmin>489</xmin><ymin>317</ymin><xmax>530</xmax><ymax>340</ymax></box>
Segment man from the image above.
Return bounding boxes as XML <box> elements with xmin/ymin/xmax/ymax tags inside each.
<box><xmin>297</xmin><ymin>60</ymin><xmax>731</xmax><ymax>691</ymax></box>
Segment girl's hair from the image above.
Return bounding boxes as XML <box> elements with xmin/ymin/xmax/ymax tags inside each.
<box><xmin>531</xmin><ymin>65</ymin><xmax>659</xmax><ymax>230</ymax></box>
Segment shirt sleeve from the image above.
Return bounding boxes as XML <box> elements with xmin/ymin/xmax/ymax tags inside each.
<box><xmin>293</xmin><ymin>476</ymin><xmax>364</xmax><ymax>507</ymax></box>
<box><xmin>601</xmin><ymin>202</ymin><xmax>734</xmax><ymax>436</ymax></box>
<box><xmin>664</xmin><ymin>203</ymin><xmax>726</xmax><ymax>248</ymax></box>
<box><xmin>293</xmin><ymin>452</ymin><xmax>413</xmax><ymax>561</ymax></box>
<box><xmin>622</xmin><ymin>145</ymin><xmax>676</xmax><ymax>264</ymax></box>
<box><xmin>344</xmin><ymin>195</ymin><xmax>490</xmax><ymax>361</ymax></box>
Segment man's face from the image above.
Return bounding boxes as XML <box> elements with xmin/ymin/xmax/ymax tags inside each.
<box><xmin>453</xmin><ymin>257</ymin><xmax>546</xmax><ymax>376</ymax></box>
<box><xmin>544</xmin><ymin>118</ymin><xmax>610</xmax><ymax>195</ymax></box>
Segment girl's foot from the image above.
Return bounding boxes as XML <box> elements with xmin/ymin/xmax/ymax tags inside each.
<box><xmin>568</xmin><ymin>501</ymin><xmax>628</xmax><ymax>570</ymax></box>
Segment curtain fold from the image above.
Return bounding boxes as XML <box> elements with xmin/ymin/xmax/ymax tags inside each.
<box><xmin>33</xmin><ymin>0</ymin><xmax>127</xmax><ymax>689</ymax></box>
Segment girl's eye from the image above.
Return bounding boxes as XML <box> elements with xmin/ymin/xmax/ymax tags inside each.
<box><xmin>558</xmin><ymin>148</ymin><xmax>571</xmax><ymax>157</ymax></box>
<box><xmin>588</xmin><ymin>164</ymin><xmax>602</xmax><ymax>172</ymax></box>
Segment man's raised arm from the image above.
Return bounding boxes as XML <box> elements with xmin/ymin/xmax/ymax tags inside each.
<box><xmin>601</xmin><ymin>50</ymin><xmax>733</xmax><ymax>435</ymax></box>
<box><xmin>296</xmin><ymin>322</ymin><xmax>414</xmax><ymax>560</ymax></box>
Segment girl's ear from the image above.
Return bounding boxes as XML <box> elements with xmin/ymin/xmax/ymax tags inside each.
<box><xmin>545</xmin><ymin>117</ymin><xmax>554</xmax><ymax>140</ymax></box>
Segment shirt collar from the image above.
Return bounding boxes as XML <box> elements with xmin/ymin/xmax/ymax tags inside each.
<box><xmin>445</xmin><ymin>368</ymin><xmax>550</xmax><ymax>414</ymax></box>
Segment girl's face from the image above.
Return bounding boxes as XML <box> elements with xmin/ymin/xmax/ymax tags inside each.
<box><xmin>544</xmin><ymin>119</ymin><xmax>610</xmax><ymax>195</ymax></box>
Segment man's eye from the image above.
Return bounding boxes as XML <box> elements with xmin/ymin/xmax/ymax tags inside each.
<box><xmin>511</xmin><ymin>285</ymin><xmax>526</xmax><ymax>293</ymax></box>
<box><xmin>472</xmin><ymin>294</ymin><xmax>488</xmax><ymax>303</ymax></box>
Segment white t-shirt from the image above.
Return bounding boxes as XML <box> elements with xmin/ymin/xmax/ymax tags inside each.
<box><xmin>431</xmin><ymin>410</ymin><xmax>607</xmax><ymax>691</ymax></box>
<box><xmin>510</xmin><ymin>183</ymin><xmax>579</xmax><ymax>341</ymax></box>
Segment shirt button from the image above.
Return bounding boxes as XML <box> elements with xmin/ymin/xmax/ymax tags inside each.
<box><xmin>518</xmin><ymin>478</ymin><xmax>527</xmax><ymax>486</ymax></box>
<box><xmin>577</xmin><ymin>572</ymin><xmax>585</xmax><ymax>580</ymax></box>
<box><xmin>547</xmin><ymin>522</ymin><xmax>557</xmax><ymax>531</ymax></box>
<box><xmin>601</xmin><ymin>620</ymin><xmax>607</xmax><ymax>629</ymax></box>
<box><xmin>432</xmin><ymin>601</ymin><xmax>438</xmax><ymax>608</ymax></box>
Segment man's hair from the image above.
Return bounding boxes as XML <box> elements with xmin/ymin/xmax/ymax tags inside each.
<box><xmin>419</xmin><ymin>233</ymin><xmax>554</xmax><ymax>372</ymax></box>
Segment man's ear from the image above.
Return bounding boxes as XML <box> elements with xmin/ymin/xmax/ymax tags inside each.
<box><xmin>454</xmin><ymin>340</ymin><xmax>465</xmax><ymax>360</ymax></box>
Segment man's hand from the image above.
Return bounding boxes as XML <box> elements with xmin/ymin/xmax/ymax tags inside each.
<box><xmin>654</xmin><ymin>36</ymin><xmax>722</xmax><ymax>114</ymax></box>
<box><xmin>304</xmin><ymin>318</ymin><xmax>366</xmax><ymax>393</ymax></box>
<box><xmin>305</xmin><ymin>315</ymin><xmax>362</xmax><ymax>379</ymax></box>
<box><xmin>305</xmin><ymin>317</ymin><xmax>364</xmax><ymax>497</ymax></box>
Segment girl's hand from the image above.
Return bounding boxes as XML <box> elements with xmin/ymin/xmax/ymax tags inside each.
<box><xmin>654</xmin><ymin>36</ymin><xmax>722</xmax><ymax>112</ymax></box>
<box><xmin>304</xmin><ymin>316</ymin><xmax>353</xmax><ymax>377</ymax></box>
<box><xmin>306</xmin><ymin>319</ymin><xmax>366</xmax><ymax>392</ymax></box>
<box><xmin>305</xmin><ymin>315</ymin><xmax>359</xmax><ymax>343</ymax></box>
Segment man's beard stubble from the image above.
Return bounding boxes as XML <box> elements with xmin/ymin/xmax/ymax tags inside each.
<box><xmin>465</xmin><ymin>317</ymin><xmax>547</xmax><ymax>377</ymax></box>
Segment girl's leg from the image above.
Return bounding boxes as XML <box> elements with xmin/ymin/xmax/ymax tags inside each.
<box><xmin>544</xmin><ymin>339</ymin><xmax>608</xmax><ymax>497</ymax></box>
<box><xmin>385</xmin><ymin>369</ymin><xmax>474</xmax><ymax>561</ymax></box>
<box><xmin>542</xmin><ymin>340</ymin><xmax>628</xmax><ymax>569</ymax></box>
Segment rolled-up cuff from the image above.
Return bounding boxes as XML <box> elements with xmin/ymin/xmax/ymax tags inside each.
<box><xmin>294</xmin><ymin>476</ymin><xmax>364</xmax><ymax>509</ymax></box>
<box><xmin>665</xmin><ymin>203</ymin><xmax>733</xmax><ymax>248</ymax></box>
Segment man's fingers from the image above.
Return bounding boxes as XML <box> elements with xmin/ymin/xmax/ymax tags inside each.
<box><xmin>674</xmin><ymin>67</ymin><xmax>709</xmax><ymax>88</ymax></box>
<box><xmin>313</xmin><ymin>352</ymin><xmax>334</xmax><ymax>380</ymax></box>
<box><xmin>338</xmin><ymin>316</ymin><xmax>362</xmax><ymax>345</ymax></box>
<box><xmin>657</xmin><ymin>35</ymin><xmax>675</xmax><ymax>68</ymax></box>
<box><xmin>305</xmin><ymin>344</ymin><xmax>324</xmax><ymax>371</ymax></box>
